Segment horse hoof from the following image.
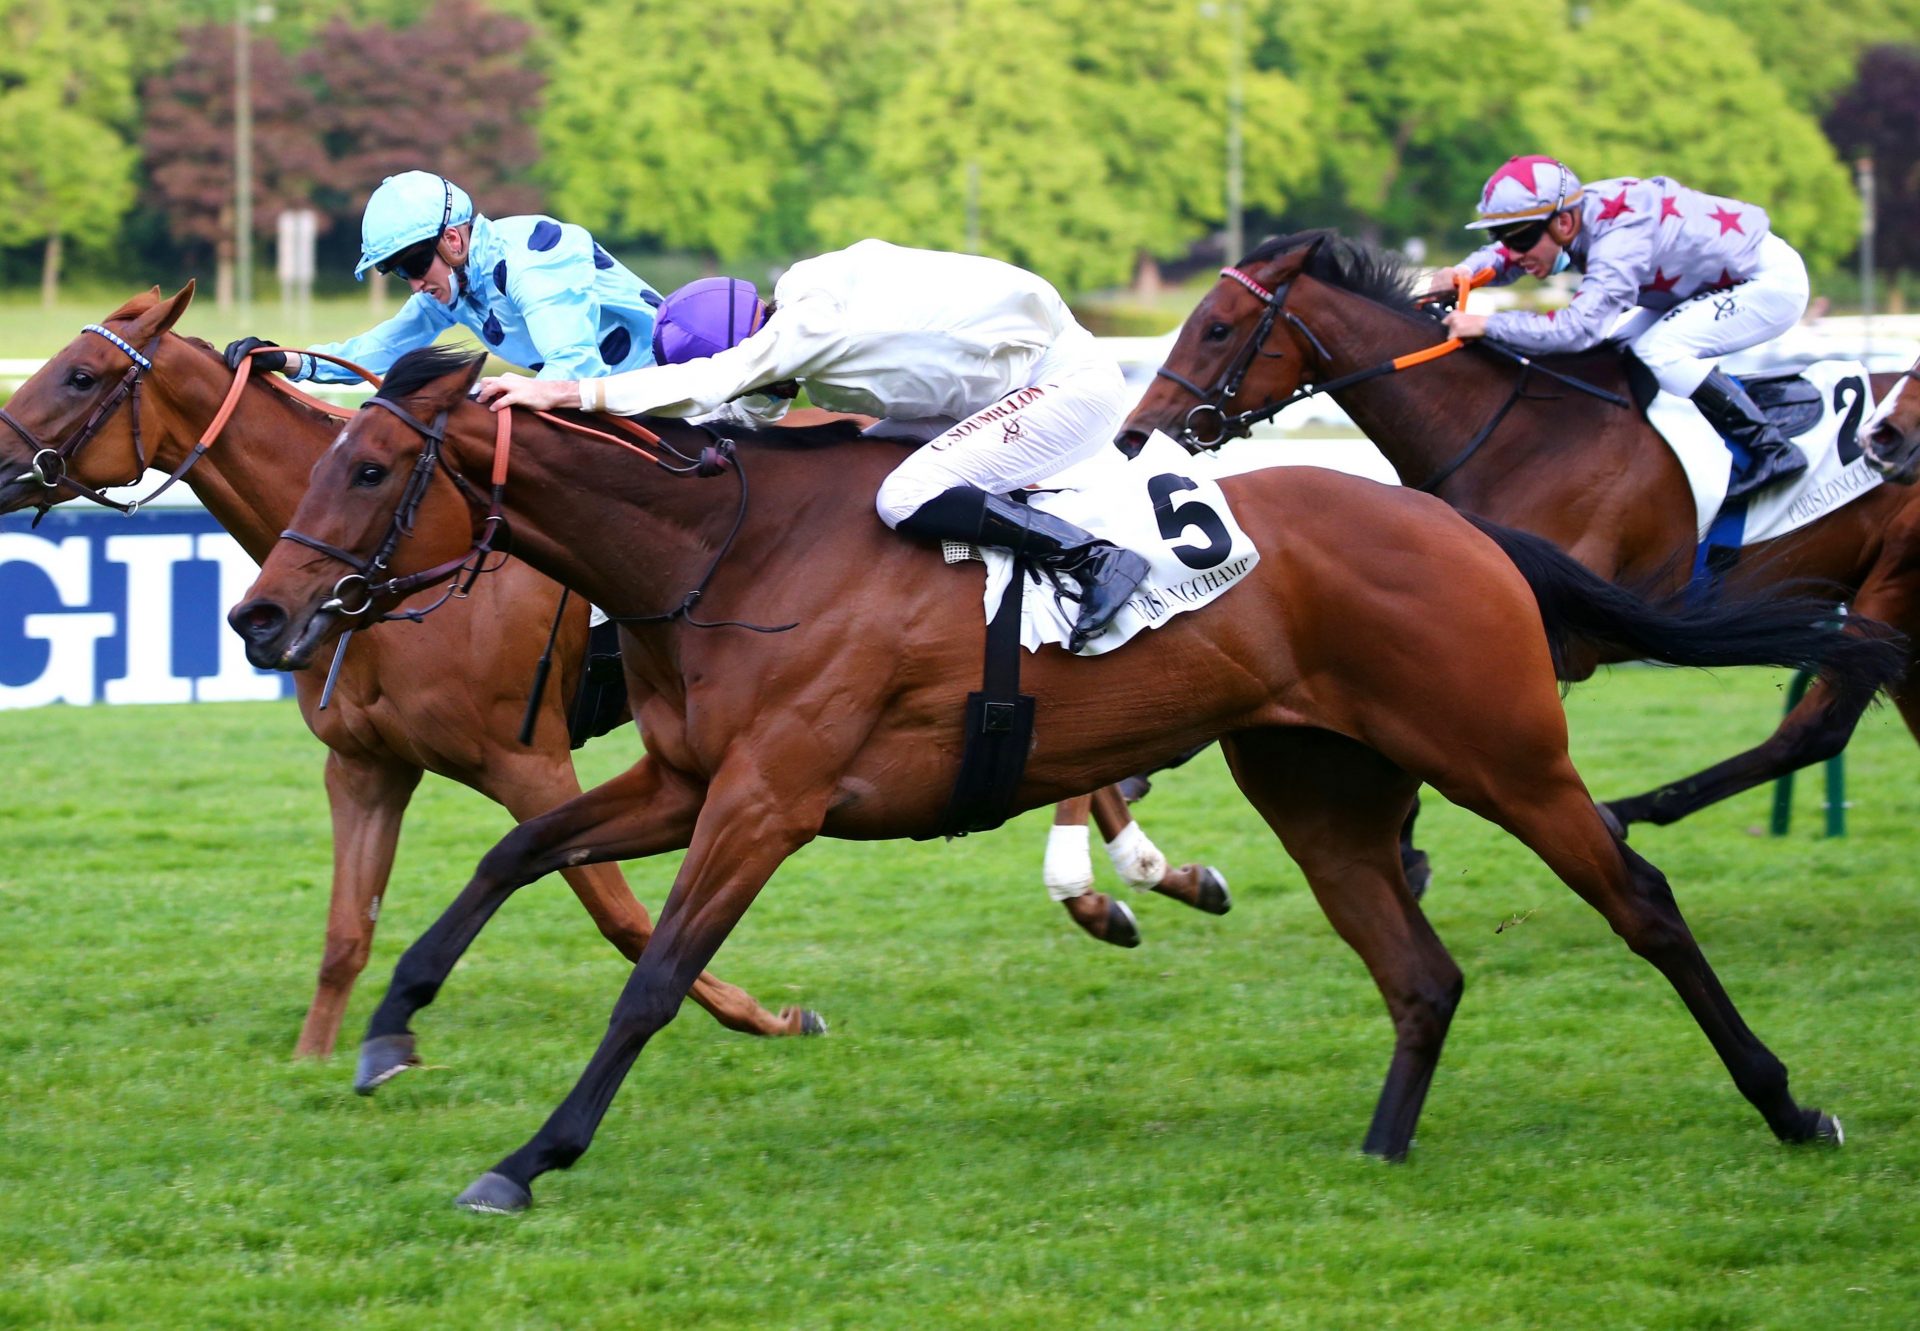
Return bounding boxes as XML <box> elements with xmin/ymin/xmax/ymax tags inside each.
<box><xmin>1116</xmin><ymin>774</ymin><xmax>1152</xmax><ymax>804</ymax></box>
<box><xmin>796</xmin><ymin>1008</ymin><xmax>829</xmax><ymax>1037</ymax></box>
<box><xmin>1192</xmin><ymin>867</ymin><xmax>1232</xmax><ymax>915</ymax></box>
<box><xmin>454</xmin><ymin>1171</ymin><xmax>532</xmax><ymax>1214</ymax></box>
<box><xmin>1062</xmin><ymin>892</ymin><xmax>1140</xmax><ymax>947</ymax></box>
<box><xmin>1401</xmin><ymin>849</ymin><xmax>1431</xmax><ymax>902</ymax></box>
<box><xmin>353</xmin><ymin>1032</ymin><xmax>420</xmax><ymax>1096</ymax></box>
<box><xmin>1815</xmin><ymin>1112</ymin><xmax>1845</xmax><ymax>1146</ymax></box>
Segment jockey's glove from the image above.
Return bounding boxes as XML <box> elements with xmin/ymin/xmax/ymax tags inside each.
<box><xmin>223</xmin><ymin>337</ymin><xmax>289</xmax><ymax>376</ymax></box>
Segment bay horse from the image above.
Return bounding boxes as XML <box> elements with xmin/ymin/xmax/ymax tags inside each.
<box><xmin>1118</xmin><ymin>231</ymin><xmax>1920</xmax><ymax>839</ymax></box>
<box><xmin>0</xmin><ymin>284</ymin><xmax>818</xmax><ymax>1053</ymax></box>
<box><xmin>229</xmin><ymin>344</ymin><xmax>1898</xmax><ymax>1212</ymax></box>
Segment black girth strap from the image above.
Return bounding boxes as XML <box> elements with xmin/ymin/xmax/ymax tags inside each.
<box><xmin>937</xmin><ymin>560</ymin><xmax>1037</xmax><ymax>837</ymax></box>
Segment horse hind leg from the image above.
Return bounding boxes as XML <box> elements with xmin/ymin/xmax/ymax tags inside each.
<box><xmin>1221</xmin><ymin>728</ymin><xmax>1458</xmax><ymax>1160</ymax></box>
<box><xmin>296</xmin><ymin>753</ymin><xmax>421</xmax><ymax>1057</ymax></box>
<box><xmin>1048</xmin><ymin>794</ymin><xmax>1141</xmax><ymax>948</ymax></box>
<box><xmin>1455</xmin><ymin>750</ymin><xmax>1840</xmax><ymax>1146</ymax></box>
<box><xmin>1088</xmin><ymin>783</ymin><xmax>1231</xmax><ymax>916</ymax></box>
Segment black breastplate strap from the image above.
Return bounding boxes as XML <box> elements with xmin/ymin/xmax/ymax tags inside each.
<box><xmin>935</xmin><ymin>560</ymin><xmax>1037</xmax><ymax>838</ymax></box>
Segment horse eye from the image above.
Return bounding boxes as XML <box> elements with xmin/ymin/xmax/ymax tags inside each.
<box><xmin>66</xmin><ymin>369</ymin><xmax>96</xmax><ymax>390</ymax></box>
<box><xmin>353</xmin><ymin>463</ymin><xmax>388</xmax><ymax>487</ymax></box>
<box><xmin>1205</xmin><ymin>322</ymin><xmax>1232</xmax><ymax>341</ymax></box>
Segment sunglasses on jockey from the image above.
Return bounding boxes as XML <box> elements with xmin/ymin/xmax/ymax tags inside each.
<box><xmin>374</xmin><ymin>175</ymin><xmax>455</xmax><ymax>280</ymax></box>
<box><xmin>1490</xmin><ymin>214</ymin><xmax>1556</xmax><ymax>253</ymax></box>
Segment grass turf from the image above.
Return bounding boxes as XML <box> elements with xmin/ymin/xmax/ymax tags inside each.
<box><xmin>0</xmin><ymin>666</ymin><xmax>1915</xmax><ymax>1328</ymax></box>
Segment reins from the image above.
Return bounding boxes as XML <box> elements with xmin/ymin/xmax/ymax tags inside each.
<box><xmin>1156</xmin><ymin>252</ymin><xmax>1630</xmax><ymax>492</ymax></box>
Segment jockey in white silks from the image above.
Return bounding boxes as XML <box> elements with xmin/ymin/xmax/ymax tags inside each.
<box><xmin>478</xmin><ymin>239</ymin><xmax>1150</xmax><ymax>652</ymax></box>
<box><xmin>223</xmin><ymin>170</ymin><xmax>665</xmax><ymax>387</ymax></box>
<box><xmin>1434</xmin><ymin>155</ymin><xmax>1811</xmax><ymax>499</ymax></box>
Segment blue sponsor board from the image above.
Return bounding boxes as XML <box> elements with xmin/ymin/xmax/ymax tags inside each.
<box><xmin>0</xmin><ymin>505</ymin><xmax>292</xmax><ymax>709</ymax></box>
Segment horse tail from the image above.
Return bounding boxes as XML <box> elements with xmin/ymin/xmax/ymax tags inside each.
<box><xmin>1464</xmin><ymin>514</ymin><xmax>1908</xmax><ymax>695</ymax></box>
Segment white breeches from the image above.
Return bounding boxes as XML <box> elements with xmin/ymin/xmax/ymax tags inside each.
<box><xmin>874</xmin><ymin>340</ymin><xmax>1127</xmax><ymax>528</ymax></box>
<box><xmin>1618</xmin><ymin>233</ymin><xmax>1810</xmax><ymax>397</ymax></box>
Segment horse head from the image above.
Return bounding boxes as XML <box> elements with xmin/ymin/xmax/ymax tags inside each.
<box><xmin>228</xmin><ymin>346</ymin><xmax>489</xmax><ymax>670</ymax></box>
<box><xmin>1115</xmin><ymin>233</ymin><xmax>1339</xmax><ymax>458</ymax></box>
<box><xmin>0</xmin><ymin>283</ymin><xmax>198</xmax><ymax>515</ymax></box>
<box><xmin>1862</xmin><ymin>357</ymin><xmax>1920</xmax><ymax>485</ymax></box>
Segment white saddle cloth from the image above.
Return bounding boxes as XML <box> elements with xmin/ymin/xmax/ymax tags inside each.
<box><xmin>1644</xmin><ymin>360</ymin><xmax>1885</xmax><ymax>543</ymax></box>
<box><xmin>946</xmin><ymin>431</ymin><xmax>1261</xmax><ymax>656</ymax></box>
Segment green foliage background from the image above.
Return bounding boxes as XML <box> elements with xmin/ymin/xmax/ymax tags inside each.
<box><xmin>0</xmin><ymin>0</ymin><xmax>1911</xmax><ymax>295</ymax></box>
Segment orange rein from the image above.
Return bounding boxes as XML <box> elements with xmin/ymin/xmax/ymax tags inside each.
<box><xmin>217</xmin><ymin>347</ymin><xmax>666</xmax><ymax>471</ymax></box>
<box><xmin>1390</xmin><ymin>267</ymin><xmax>1495</xmax><ymax>371</ymax></box>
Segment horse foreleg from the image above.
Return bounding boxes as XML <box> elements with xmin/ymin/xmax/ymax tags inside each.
<box><xmin>296</xmin><ymin>753</ymin><xmax>421</xmax><ymax>1057</ymax></box>
<box><xmin>1048</xmin><ymin>794</ymin><xmax>1141</xmax><ymax>947</ymax></box>
<box><xmin>482</xmin><ymin>754</ymin><xmax>817</xmax><ymax>1039</ymax></box>
<box><xmin>452</xmin><ymin>760</ymin><xmax>829</xmax><ymax>1213</ymax></box>
<box><xmin>1221</xmin><ymin>728</ymin><xmax>1453</xmax><ymax>1160</ymax></box>
<box><xmin>1090</xmin><ymin>783</ymin><xmax>1231</xmax><ymax>917</ymax></box>
<box><xmin>354</xmin><ymin>755</ymin><xmax>719</xmax><ymax>1094</ymax></box>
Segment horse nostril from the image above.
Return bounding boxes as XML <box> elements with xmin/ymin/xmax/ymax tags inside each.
<box><xmin>1114</xmin><ymin>429</ymin><xmax>1148</xmax><ymax>459</ymax></box>
<box><xmin>227</xmin><ymin>599</ymin><xmax>287</xmax><ymax>644</ymax></box>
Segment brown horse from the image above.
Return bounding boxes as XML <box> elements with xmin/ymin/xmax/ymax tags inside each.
<box><xmin>1862</xmin><ymin>356</ymin><xmax>1920</xmax><ymax>483</ymax></box>
<box><xmin>1119</xmin><ymin>231</ymin><xmax>1920</xmax><ymax>838</ymax></box>
<box><xmin>227</xmin><ymin>344</ymin><xmax>1898</xmax><ymax>1212</ymax></box>
<box><xmin>0</xmin><ymin>285</ymin><xmax>819</xmax><ymax>1053</ymax></box>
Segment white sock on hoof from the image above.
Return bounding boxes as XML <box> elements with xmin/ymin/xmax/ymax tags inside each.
<box><xmin>1044</xmin><ymin>823</ymin><xmax>1095</xmax><ymax>901</ymax></box>
<box><xmin>1104</xmin><ymin>820</ymin><xmax>1167</xmax><ymax>888</ymax></box>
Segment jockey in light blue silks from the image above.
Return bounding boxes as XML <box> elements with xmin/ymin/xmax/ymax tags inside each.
<box><xmin>224</xmin><ymin>171</ymin><xmax>664</xmax><ymax>385</ymax></box>
<box><xmin>1434</xmin><ymin>155</ymin><xmax>1811</xmax><ymax>499</ymax></box>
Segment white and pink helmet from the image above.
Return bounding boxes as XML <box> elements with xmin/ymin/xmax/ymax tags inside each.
<box><xmin>1466</xmin><ymin>155</ymin><xmax>1584</xmax><ymax>231</ymax></box>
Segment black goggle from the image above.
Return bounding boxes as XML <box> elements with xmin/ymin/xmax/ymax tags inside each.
<box><xmin>376</xmin><ymin>238</ymin><xmax>440</xmax><ymax>280</ymax></box>
<box><xmin>1491</xmin><ymin>216</ymin><xmax>1554</xmax><ymax>253</ymax></box>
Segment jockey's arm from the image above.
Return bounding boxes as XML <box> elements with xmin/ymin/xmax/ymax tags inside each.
<box><xmin>587</xmin><ymin>297</ymin><xmax>834</xmax><ymax>417</ymax></box>
<box><xmin>1483</xmin><ymin>225</ymin><xmax>1648</xmax><ymax>356</ymax></box>
<box><xmin>287</xmin><ymin>294</ymin><xmax>458</xmax><ymax>383</ymax></box>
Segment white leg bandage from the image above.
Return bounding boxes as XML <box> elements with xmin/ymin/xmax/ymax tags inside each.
<box><xmin>1104</xmin><ymin>820</ymin><xmax>1167</xmax><ymax>889</ymax></box>
<box><xmin>1043</xmin><ymin>822</ymin><xmax>1095</xmax><ymax>901</ymax></box>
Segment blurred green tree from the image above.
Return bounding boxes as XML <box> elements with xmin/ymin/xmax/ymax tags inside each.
<box><xmin>540</xmin><ymin>0</ymin><xmax>938</xmax><ymax>265</ymax></box>
<box><xmin>0</xmin><ymin>1</ymin><xmax>139</xmax><ymax>304</ymax></box>
<box><xmin>811</xmin><ymin>0</ymin><xmax>1316</xmax><ymax>293</ymax></box>
<box><xmin>1666</xmin><ymin>0</ymin><xmax>1920</xmax><ymax>112</ymax></box>
<box><xmin>1518</xmin><ymin>0</ymin><xmax>1860</xmax><ymax>270</ymax></box>
<box><xmin>1266</xmin><ymin>0</ymin><xmax>1563</xmax><ymax>249</ymax></box>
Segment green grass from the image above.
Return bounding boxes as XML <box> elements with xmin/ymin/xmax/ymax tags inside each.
<box><xmin>1</xmin><ymin>667</ymin><xmax>1916</xmax><ymax>1329</ymax></box>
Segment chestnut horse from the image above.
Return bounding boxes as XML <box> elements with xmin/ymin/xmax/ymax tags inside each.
<box><xmin>0</xmin><ymin>285</ymin><xmax>818</xmax><ymax>1053</ymax></box>
<box><xmin>1862</xmin><ymin>355</ymin><xmax>1920</xmax><ymax>482</ymax></box>
<box><xmin>1119</xmin><ymin>231</ymin><xmax>1920</xmax><ymax>839</ymax></box>
<box><xmin>229</xmin><ymin>345</ymin><xmax>1898</xmax><ymax>1212</ymax></box>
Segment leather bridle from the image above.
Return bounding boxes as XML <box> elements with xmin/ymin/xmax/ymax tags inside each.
<box><xmin>278</xmin><ymin>396</ymin><xmax>514</xmax><ymax>625</ymax></box>
<box><xmin>1</xmin><ymin>324</ymin><xmax>167</xmax><ymax>514</ymax></box>
<box><xmin>1151</xmin><ymin>250</ymin><xmax>1628</xmax><ymax>491</ymax></box>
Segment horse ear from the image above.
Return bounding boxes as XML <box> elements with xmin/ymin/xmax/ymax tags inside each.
<box><xmin>126</xmin><ymin>282</ymin><xmax>196</xmax><ymax>340</ymax></box>
<box><xmin>406</xmin><ymin>352</ymin><xmax>492</xmax><ymax>416</ymax></box>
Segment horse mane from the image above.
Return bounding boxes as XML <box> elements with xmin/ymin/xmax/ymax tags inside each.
<box><xmin>1242</xmin><ymin>229</ymin><xmax>1423</xmax><ymax>313</ymax></box>
<box><xmin>378</xmin><ymin>346</ymin><xmax>487</xmax><ymax>402</ymax></box>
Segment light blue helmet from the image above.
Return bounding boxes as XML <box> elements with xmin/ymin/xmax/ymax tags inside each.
<box><xmin>354</xmin><ymin>171</ymin><xmax>474</xmax><ymax>280</ymax></box>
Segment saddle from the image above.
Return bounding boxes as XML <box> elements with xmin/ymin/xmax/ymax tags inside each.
<box><xmin>1623</xmin><ymin>356</ymin><xmax>1825</xmax><ymax>439</ymax></box>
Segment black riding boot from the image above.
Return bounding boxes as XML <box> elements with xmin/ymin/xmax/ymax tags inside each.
<box><xmin>898</xmin><ymin>486</ymin><xmax>1151</xmax><ymax>651</ymax></box>
<box><xmin>1693</xmin><ymin>368</ymin><xmax>1808</xmax><ymax>500</ymax></box>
